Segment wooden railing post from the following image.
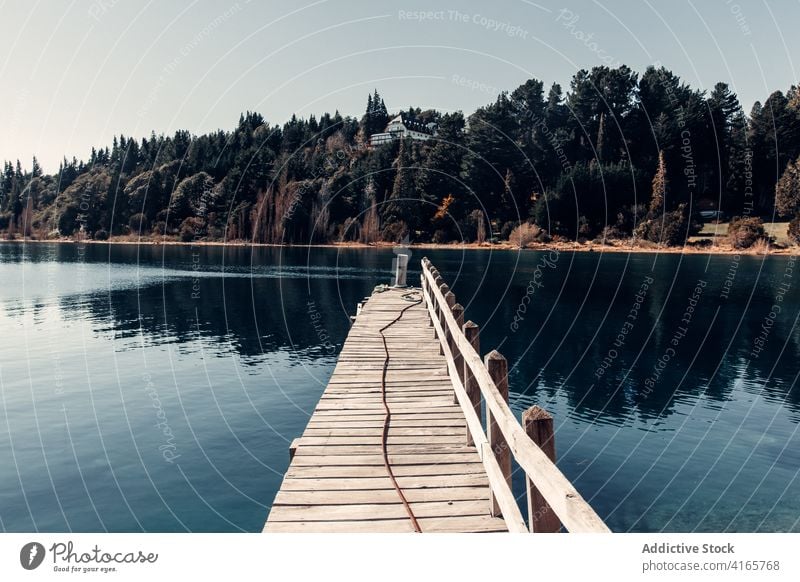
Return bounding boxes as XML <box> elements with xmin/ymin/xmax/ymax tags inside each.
<box><xmin>443</xmin><ymin>290</ymin><xmax>455</xmax><ymax>358</ymax></box>
<box><xmin>421</xmin><ymin>265</ymin><xmax>433</xmax><ymax>327</ymax></box>
<box><xmin>523</xmin><ymin>406</ymin><xmax>561</xmax><ymax>533</ymax></box>
<box><xmin>463</xmin><ymin>321</ymin><xmax>481</xmax><ymax>445</ymax></box>
<box><xmin>393</xmin><ymin>252</ymin><xmax>409</xmax><ymax>287</ymax></box>
<box><xmin>438</xmin><ymin>284</ymin><xmax>450</xmax><ymax>354</ymax></box>
<box><xmin>433</xmin><ymin>275</ymin><xmax>443</xmax><ymax>339</ymax></box>
<box><xmin>485</xmin><ymin>351</ymin><xmax>511</xmax><ymax>518</ymax></box>
<box><xmin>451</xmin><ymin>303</ymin><xmax>464</xmax><ymax>402</ymax></box>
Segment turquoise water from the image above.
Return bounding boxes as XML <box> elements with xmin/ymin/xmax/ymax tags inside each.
<box><xmin>0</xmin><ymin>242</ymin><xmax>798</xmax><ymax>532</ymax></box>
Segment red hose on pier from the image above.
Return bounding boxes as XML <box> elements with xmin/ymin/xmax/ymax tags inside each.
<box><xmin>378</xmin><ymin>291</ymin><xmax>423</xmax><ymax>533</ymax></box>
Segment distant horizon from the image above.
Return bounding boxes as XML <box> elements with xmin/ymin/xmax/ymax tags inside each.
<box><xmin>2</xmin><ymin>1</ymin><xmax>798</xmax><ymax>172</ymax></box>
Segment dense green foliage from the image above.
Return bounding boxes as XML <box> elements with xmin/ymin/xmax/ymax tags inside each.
<box><xmin>727</xmin><ymin>217</ymin><xmax>769</xmax><ymax>249</ymax></box>
<box><xmin>788</xmin><ymin>215</ymin><xmax>800</xmax><ymax>245</ymax></box>
<box><xmin>2</xmin><ymin>67</ymin><xmax>800</xmax><ymax>245</ymax></box>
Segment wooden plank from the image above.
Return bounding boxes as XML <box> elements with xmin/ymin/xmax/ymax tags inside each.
<box><xmin>285</xmin><ymin>463</ymin><xmax>488</xmax><ymax>479</ymax></box>
<box><xmin>289</xmin><ymin>453</ymin><xmax>480</xmax><ymax>466</ymax></box>
<box><xmin>309</xmin><ymin>407</ymin><xmax>464</xmax><ymax>416</ymax></box>
<box><xmin>319</xmin><ymin>393</ymin><xmax>454</xmax><ymax>402</ymax></box>
<box><xmin>273</xmin><ymin>486</ymin><xmax>492</xmax><ymax>506</ymax></box>
<box><xmin>306</xmin><ymin>415</ymin><xmax>467</xmax><ymax>425</ymax></box>
<box><xmin>302</xmin><ymin>427</ymin><xmax>466</xmax><ymax>437</ymax></box>
<box><xmin>304</xmin><ymin>425</ymin><xmax>466</xmax><ymax>434</ymax></box>
<box><xmin>325</xmin><ymin>380</ymin><xmax>454</xmax><ymax>387</ymax></box>
<box><xmin>289</xmin><ymin>438</ymin><xmax>300</xmax><ymax>461</ymax></box>
<box><xmin>293</xmin><ymin>445</ymin><xmax>478</xmax><ymax>456</ymax></box>
<box><xmin>313</xmin><ymin>401</ymin><xmax>462</xmax><ymax>411</ymax></box>
<box><xmin>278</xmin><ymin>474</ymin><xmax>490</xmax><ymax>491</ymax></box>
<box><xmin>264</xmin><ymin>515</ymin><xmax>507</xmax><ymax>533</ymax></box>
<box><xmin>296</xmin><ymin>435</ymin><xmax>465</xmax><ymax>446</ymax></box>
<box><xmin>266</xmin><ymin>500</ymin><xmax>494</xmax><ymax>521</ymax></box>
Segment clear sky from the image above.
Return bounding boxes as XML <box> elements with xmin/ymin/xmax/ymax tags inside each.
<box><xmin>1</xmin><ymin>0</ymin><xmax>798</xmax><ymax>171</ymax></box>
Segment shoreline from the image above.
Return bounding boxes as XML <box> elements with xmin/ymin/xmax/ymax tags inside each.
<box><xmin>1</xmin><ymin>236</ymin><xmax>797</xmax><ymax>256</ymax></box>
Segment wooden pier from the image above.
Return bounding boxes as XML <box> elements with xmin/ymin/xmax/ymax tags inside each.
<box><xmin>263</xmin><ymin>259</ymin><xmax>609</xmax><ymax>533</ymax></box>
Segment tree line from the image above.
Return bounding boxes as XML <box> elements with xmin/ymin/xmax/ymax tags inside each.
<box><xmin>2</xmin><ymin>66</ymin><xmax>800</xmax><ymax>246</ymax></box>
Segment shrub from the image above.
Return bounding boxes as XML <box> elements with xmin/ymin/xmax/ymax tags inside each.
<box><xmin>788</xmin><ymin>215</ymin><xmax>800</xmax><ymax>245</ymax></box>
<box><xmin>577</xmin><ymin>216</ymin><xmax>592</xmax><ymax>239</ymax></box>
<box><xmin>151</xmin><ymin>221</ymin><xmax>168</xmax><ymax>237</ymax></box>
<box><xmin>380</xmin><ymin>220</ymin><xmax>408</xmax><ymax>243</ymax></box>
<box><xmin>727</xmin><ymin>217</ymin><xmax>767</xmax><ymax>249</ymax></box>
<box><xmin>615</xmin><ymin>204</ymin><xmax>648</xmax><ymax>236</ymax></box>
<box><xmin>508</xmin><ymin>222</ymin><xmax>542</xmax><ymax>248</ymax></box>
<box><xmin>180</xmin><ymin>224</ymin><xmax>194</xmax><ymax>242</ymax></box>
<box><xmin>750</xmin><ymin>238</ymin><xmax>771</xmax><ymax>255</ymax></box>
<box><xmin>432</xmin><ymin>229</ymin><xmax>451</xmax><ymax>244</ymax></box>
<box><xmin>498</xmin><ymin>221</ymin><xmax>516</xmax><ymax>240</ymax></box>
<box><xmin>93</xmin><ymin>229</ymin><xmax>109</xmax><ymax>241</ymax></box>
<box><xmin>111</xmin><ymin>223</ymin><xmax>130</xmax><ymax>236</ymax></box>
<box><xmin>180</xmin><ymin>217</ymin><xmax>204</xmax><ymax>243</ymax></box>
<box><xmin>634</xmin><ymin>204</ymin><xmax>689</xmax><ymax>246</ymax></box>
<box><xmin>129</xmin><ymin>213</ymin><xmax>149</xmax><ymax>234</ymax></box>
<box><xmin>595</xmin><ymin>225</ymin><xmax>623</xmax><ymax>244</ymax></box>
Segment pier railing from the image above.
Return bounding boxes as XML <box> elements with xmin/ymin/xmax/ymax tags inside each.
<box><xmin>420</xmin><ymin>258</ymin><xmax>610</xmax><ymax>533</ymax></box>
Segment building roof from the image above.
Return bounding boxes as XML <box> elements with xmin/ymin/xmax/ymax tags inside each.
<box><xmin>384</xmin><ymin>114</ymin><xmax>436</xmax><ymax>135</ymax></box>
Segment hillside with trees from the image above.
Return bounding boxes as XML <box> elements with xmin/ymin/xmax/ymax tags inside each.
<box><xmin>2</xmin><ymin>67</ymin><xmax>800</xmax><ymax>248</ymax></box>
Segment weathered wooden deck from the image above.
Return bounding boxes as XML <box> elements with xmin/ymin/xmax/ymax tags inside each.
<box><xmin>264</xmin><ymin>287</ymin><xmax>508</xmax><ymax>532</ymax></box>
<box><xmin>264</xmin><ymin>259</ymin><xmax>609</xmax><ymax>533</ymax></box>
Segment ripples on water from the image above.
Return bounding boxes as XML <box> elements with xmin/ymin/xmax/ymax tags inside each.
<box><xmin>0</xmin><ymin>242</ymin><xmax>798</xmax><ymax>532</ymax></box>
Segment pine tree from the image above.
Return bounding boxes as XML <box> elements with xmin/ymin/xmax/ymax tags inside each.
<box><xmin>501</xmin><ymin>168</ymin><xmax>517</xmax><ymax>221</ymax></box>
<box><xmin>596</xmin><ymin>112</ymin><xmax>606</xmax><ymax>162</ymax></box>
<box><xmin>383</xmin><ymin>139</ymin><xmax>416</xmax><ymax>233</ymax></box>
<box><xmin>362</xmin><ymin>89</ymin><xmax>389</xmax><ymax>136</ymax></box>
<box><xmin>31</xmin><ymin>156</ymin><xmax>42</xmax><ymax>178</ymax></box>
<box><xmin>0</xmin><ymin>162</ymin><xmax>13</xmax><ymax>211</ymax></box>
<box><xmin>776</xmin><ymin>155</ymin><xmax>800</xmax><ymax>216</ymax></box>
<box><xmin>375</xmin><ymin>95</ymin><xmax>388</xmax><ymax>120</ymax></box>
<box><xmin>12</xmin><ymin>160</ymin><xmax>23</xmax><ymax>218</ymax></box>
<box><xmin>650</xmin><ymin>150</ymin><xmax>667</xmax><ymax>215</ymax></box>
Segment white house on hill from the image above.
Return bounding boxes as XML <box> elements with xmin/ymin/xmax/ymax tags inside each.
<box><xmin>369</xmin><ymin>115</ymin><xmax>437</xmax><ymax>147</ymax></box>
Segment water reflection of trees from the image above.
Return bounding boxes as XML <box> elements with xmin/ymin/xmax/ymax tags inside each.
<box><xmin>440</xmin><ymin>252</ymin><xmax>800</xmax><ymax>424</ymax></box>
<box><xmin>5</xmin><ymin>245</ymin><xmax>799</xmax><ymax>420</ymax></box>
<box><xmin>2</xmin><ymin>243</ymin><xmax>386</xmax><ymax>363</ymax></box>
<box><xmin>72</xmin><ymin>275</ymin><xmax>372</xmax><ymax>361</ymax></box>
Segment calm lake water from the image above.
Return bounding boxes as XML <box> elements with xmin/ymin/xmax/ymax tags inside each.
<box><xmin>1</xmin><ymin>241</ymin><xmax>798</xmax><ymax>532</ymax></box>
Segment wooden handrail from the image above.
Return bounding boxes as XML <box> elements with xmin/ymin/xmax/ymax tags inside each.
<box><xmin>420</xmin><ymin>258</ymin><xmax>610</xmax><ymax>533</ymax></box>
<box><xmin>421</xmin><ymin>285</ymin><xmax>528</xmax><ymax>533</ymax></box>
